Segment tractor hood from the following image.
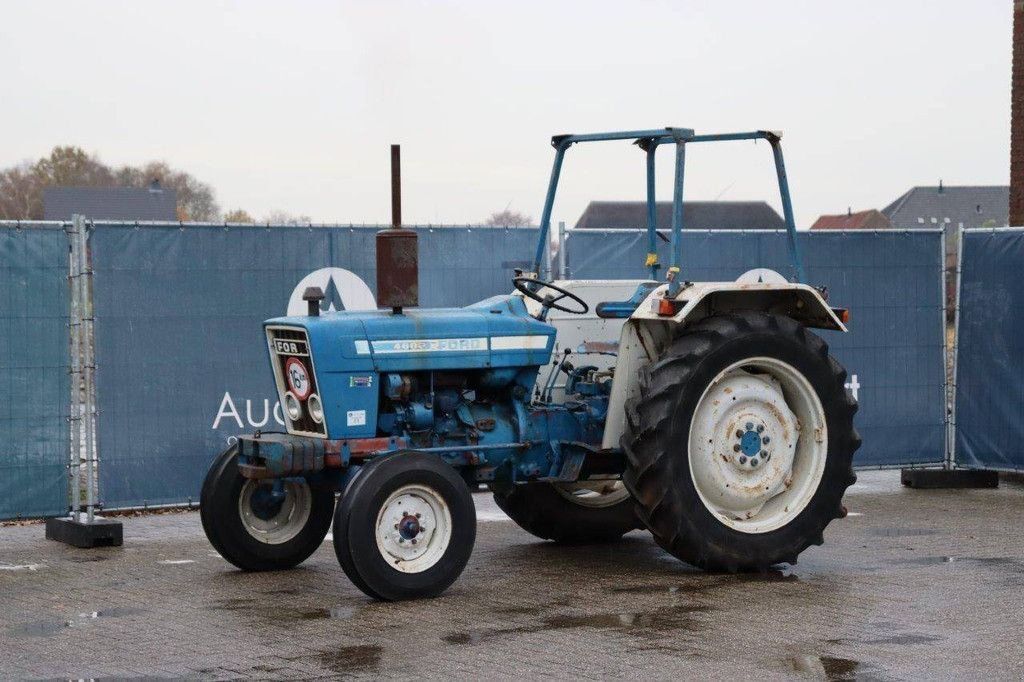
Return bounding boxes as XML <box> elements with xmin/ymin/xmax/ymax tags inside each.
<box><xmin>263</xmin><ymin>294</ymin><xmax>555</xmax><ymax>373</ymax></box>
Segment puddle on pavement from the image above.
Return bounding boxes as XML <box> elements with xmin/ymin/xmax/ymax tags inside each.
<box><xmin>493</xmin><ymin>604</ymin><xmax>544</xmax><ymax>615</ymax></box>
<box><xmin>65</xmin><ymin>554</ymin><xmax>109</xmax><ymax>563</ymax></box>
<box><xmin>785</xmin><ymin>655</ymin><xmax>860</xmax><ymax>680</ymax></box>
<box><xmin>8</xmin><ymin>620</ymin><xmax>74</xmax><ymax>637</ymax></box>
<box><xmin>868</xmin><ymin>527</ymin><xmax>939</xmax><ymax>537</ymax></box>
<box><xmin>610</xmin><ymin>570</ymin><xmax>797</xmax><ymax>595</ymax></box>
<box><xmin>208</xmin><ymin>598</ymin><xmax>359</xmax><ymax>622</ymax></box>
<box><xmin>317</xmin><ymin>644</ymin><xmax>382</xmax><ymax>674</ymax></box>
<box><xmin>94</xmin><ymin>607</ymin><xmax>146</xmax><ymax>618</ymax></box>
<box><xmin>290</xmin><ymin>605</ymin><xmax>358</xmax><ymax>621</ymax></box>
<box><xmin>208</xmin><ymin>597</ymin><xmax>256</xmax><ymax>612</ymax></box>
<box><xmin>443</xmin><ymin>602</ymin><xmax>708</xmax><ymax>647</ymax></box>
<box><xmin>866</xmin><ymin>633</ymin><xmax>942</xmax><ymax>645</ymax></box>
<box><xmin>8</xmin><ymin>607</ymin><xmax>147</xmax><ymax>637</ymax></box>
<box><xmin>893</xmin><ymin>556</ymin><xmax>1024</xmax><ymax>574</ymax></box>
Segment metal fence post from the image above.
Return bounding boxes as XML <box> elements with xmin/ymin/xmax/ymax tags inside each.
<box><xmin>941</xmin><ymin>227</ymin><xmax>953</xmax><ymax>471</ymax></box>
<box><xmin>68</xmin><ymin>216</ymin><xmax>83</xmax><ymax>519</ymax></box>
<box><xmin>77</xmin><ymin>219</ymin><xmax>98</xmax><ymax>523</ymax></box>
<box><xmin>45</xmin><ymin>217</ymin><xmax>122</xmax><ymax>545</ymax></box>
<box><xmin>948</xmin><ymin>225</ymin><xmax>966</xmax><ymax>471</ymax></box>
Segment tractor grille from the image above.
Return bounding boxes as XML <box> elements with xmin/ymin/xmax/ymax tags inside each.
<box><xmin>266</xmin><ymin>326</ymin><xmax>326</xmax><ymax>437</ymax></box>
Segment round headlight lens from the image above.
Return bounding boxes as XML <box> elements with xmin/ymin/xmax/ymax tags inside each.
<box><xmin>307</xmin><ymin>394</ymin><xmax>324</xmax><ymax>424</ymax></box>
<box><xmin>284</xmin><ymin>392</ymin><xmax>302</xmax><ymax>421</ymax></box>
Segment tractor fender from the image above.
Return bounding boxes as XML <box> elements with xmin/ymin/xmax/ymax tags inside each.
<box><xmin>601</xmin><ymin>282</ymin><xmax>844</xmax><ymax>449</ymax></box>
<box><xmin>630</xmin><ymin>281</ymin><xmax>846</xmax><ymax>332</ymax></box>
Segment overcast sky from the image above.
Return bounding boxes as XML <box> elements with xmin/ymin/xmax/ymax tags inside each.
<box><xmin>1</xmin><ymin>1</ymin><xmax>1012</xmax><ymax>227</ymax></box>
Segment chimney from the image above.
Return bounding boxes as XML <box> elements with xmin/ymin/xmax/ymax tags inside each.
<box><xmin>847</xmin><ymin>206</ymin><xmax>852</xmax><ymax>216</ymax></box>
<box><xmin>938</xmin><ymin>179</ymin><xmax>944</xmax><ymax>194</ymax></box>
<box><xmin>148</xmin><ymin>178</ymin><xmax>162</xmax><ymax>193</ymax></box>
<box><xmin>1012</xmin><ymin>1</ymin><xmax>1024</xmax><ymax>225</ymax></box>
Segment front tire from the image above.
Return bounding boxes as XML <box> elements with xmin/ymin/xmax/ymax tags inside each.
<box><xmin>200</xmin><ymin>445</ymin><xmax>335</xmax><ymax>571</ymax></box>
<box><xmin>492</xmin><ymin>481</ymin><xmax>641</xmax><ymax>543</ymax></box>
<box><xmin>622</xmin><ymin>312</ymin><xmax>859</xmax><ymax>571</ymax></box>
<box><xmin>333</xmin><ymin>452</ymin><xmax>476</xmax><ymax>601</ymax></box>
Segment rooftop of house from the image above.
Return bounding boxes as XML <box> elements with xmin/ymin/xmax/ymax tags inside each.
<box><xmin>574</xmin><ymin>200</ymin><xmax>786</xmax><ymax>231</ymax></box>
<box><xmin>882</xmin><ymin>185</ymin><xmax>1008</xmax><ymax>229</ymax></box>
<box><xmin>43</xmin><ymin>184</ymin><xmax>177</xmax><ymax>221</ymax></box>
<box><xmin>811</xmin><ymin>209</ymin><xmax>892</xmax><ymax>230</ymax></box>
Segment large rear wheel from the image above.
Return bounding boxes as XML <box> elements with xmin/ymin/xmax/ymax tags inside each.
<box><xmin>492</xmin><ymin>480</ymin><xmax>641</xmax><ymax>543</ymax></box>
<box><xmin>622</xmin><ymin>312</ymin><xmax>859</xmax><ymax>571</ymax></box>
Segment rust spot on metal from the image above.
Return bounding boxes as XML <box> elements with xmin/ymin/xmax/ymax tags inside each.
<box><xmin>578</xmin><ymin>340</ymin><xmax>619</xmax><ymax>354</ymax></box>
<box><xmin>325</xmin><ymin>437</ymin><xmax>408</xmax><ymax>467</ymax></box>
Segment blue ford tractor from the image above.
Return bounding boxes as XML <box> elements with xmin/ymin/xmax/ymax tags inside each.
<box><xmin>201</xmin><ymin>128</ymin><xmax>859</xmax><ymax>601</ymax></box>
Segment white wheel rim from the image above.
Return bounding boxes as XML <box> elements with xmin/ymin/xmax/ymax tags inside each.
<box><xmin>687</xmin><ymin>357</ymin><xmax>827</xmax><ymax>534</ymax></box>
<box><xmin>553</xmin><ymin>479</ymin><xmax>631</xmax><ymax>508</ymax></box>
<box><xmin>375</xmin><ymin>484</ymin><xmax>452</xmax><ymax>574</ymax></box>
<box><xmin>238</xmin><ymin>479</ymin><xmax>313</xmax><ymax>545</ymax></box>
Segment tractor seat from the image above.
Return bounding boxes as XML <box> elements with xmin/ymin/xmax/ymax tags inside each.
<box><xmin>595</xmin><ymin>282</ymin><xmax>659</xmax><ymax>319</ymax></box>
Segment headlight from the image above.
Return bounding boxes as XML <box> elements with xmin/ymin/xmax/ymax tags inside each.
<box><xmin>307</xmin><ymin>394</ymin><xmax>324</xmax><ymax>424</ymax></box>
<box><xmin>284</xmin><ymin>392</ymin><xmax>302</xmax><ymax>421</ymax></box>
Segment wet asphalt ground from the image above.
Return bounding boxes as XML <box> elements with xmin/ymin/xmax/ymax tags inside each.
<box><xmin>2</xmin><ymin>471</ymin><xmax>1024</xmax><ymax>680</ymax></box>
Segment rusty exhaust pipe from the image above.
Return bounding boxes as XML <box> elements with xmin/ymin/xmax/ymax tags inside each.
<box><xmin>376</xmin><ymin>144</ymin><xmax>419</xmax><ymax>314</ymax></box>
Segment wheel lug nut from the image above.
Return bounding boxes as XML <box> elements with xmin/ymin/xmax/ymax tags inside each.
<box><xmin>756</xmin><ymin>425</ymin><xmax>764</xmax><ymax>433</ymax></box>
<box><xmin>415</xmin><ymin>513</ymin><xmax>422</xmax><ymax>518</ymax></box>
<box><xmin>761</xmin><ymin>450</ymin><xmax>768</xmax><ymax>458</ymax></box>
<box><xmin>763</xmin><ymin>436</ymin><xmax>770</xmax><ymax>444</ymax></box>
<box><xmin>735</xmin><ymin>430</ymin><xmax>744</xmax><ymax>439</ymax></box>
<box><xmin>398</xmin><ymin>538</ymin><xmax>404</xmax><ymax>543</ymax></box>
<box><xmin>394</xmin><ymin>524</ymin><xmax>399</xmax><ymax>530</ymax></box>
<box><xmin>745</xmin><ymin>422</ymin><xmax>753</xmax><ymax>430</ymax></box>
<box><xmin>411</xmin><ymin>539</ymin><xmax>417</xmax><ymax>545</ymax></box>
<box><xmin>739</xmin><ymin>456</ymin><xmax>747</xmax><ymax>464</ymax></box>
<box><xmin>751</xmin><ymin>458</ymin><xmax>759</xmax><ymax>466</ymax></box>
<box><xmin>733</xmin><ymin>444</ymin><xmax>741</xmax><ymax>452</ymax></box>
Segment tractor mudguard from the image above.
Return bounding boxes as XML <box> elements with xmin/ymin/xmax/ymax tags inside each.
<box><xmin>600</xmin><ymin>281</ymin><xmax>846</xmax><ymax>449</ymax></box>
<box><xmin>629</xmin><ymin>281</ymin><xmax>846</xmax><ymax>331</ymax></box>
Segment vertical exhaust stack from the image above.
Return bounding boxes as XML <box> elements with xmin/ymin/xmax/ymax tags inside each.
<box><xmin>1012</xmin><ymin>1</ymin><xmax>1024</xmax><ymax>226</ymax></box>
<box><xmin>376</xmin><ymin>144</ymin><xmax>419</xmax><ymax>314</ymax></box>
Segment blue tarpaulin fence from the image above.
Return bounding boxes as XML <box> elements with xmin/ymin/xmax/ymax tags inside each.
<box><xmin>0</xmin><ymin>221</ymin><xmax>957</xmax><ymax>516</ymax></box>
<box><xmin>90</xmin><ymin>224</ymin><xmax>539</xmax><ymax>508</ymax></box>
<box><xmin>954</xmin><ymin>228</ymin><xmax>1024</xmax><ymax>471</ymax></box>
<box><xmin>565</xmin><ymin>229</ymin><xmax>948</xmax><ymax>468</ymax></box>
<box><xmin>0</xmin><ymin>223</ymin><xmax>70</xmax><ymax>519</ymax></box>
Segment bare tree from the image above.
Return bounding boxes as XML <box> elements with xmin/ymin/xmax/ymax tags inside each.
<box><xmin>113</xmin><ymin>161</ymin><xmax>219</xmax><ymax>221</ymax></box>
<box><xmin>0</xmin><ymin>146</ymin><xmax>222</xmax><ymax>220</ymax></box>
<box><xmin>264</xmin><ymin>209</ymin><xmax>312</xmax><ymax>225</ymax></box>
<box><xmin>485</xmin><ymin>209</ymin><xmax>533</xmax><ymax>226</ymax></box>
<box><xmin>0</xmin><ymin>163</ymin><xmax>42</xmax><ymax>219</ymax></box>
<box><xmin>223</xmin><ymin>208</ymin><xmax>255</xmax><ymax>223</ymax></box>
<box><xmin>32</xmin><ymin>146</ymin><xmax>114</xmax><ymax>188</ymax></box>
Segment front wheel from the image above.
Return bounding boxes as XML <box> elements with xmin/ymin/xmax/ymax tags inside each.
<box><xmin>622</xmin><ymin>312</ymin><xmax>860</xmax><ymax>571</ymax></box>
<box><xmin>200</xmin><ymin>445</ymin><xmax>336</xmax><ymax>571</ymax></box>
<box><xmin>333</xmin><ymin>451</ymin><xmax>476</xmax><ymax>601</ymax></box>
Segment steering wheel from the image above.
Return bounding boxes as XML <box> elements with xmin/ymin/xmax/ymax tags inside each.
<box><xmin>512</xmin><ymin>276</ymin><xmax>589</xmax><ymax>315</ymax></box>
